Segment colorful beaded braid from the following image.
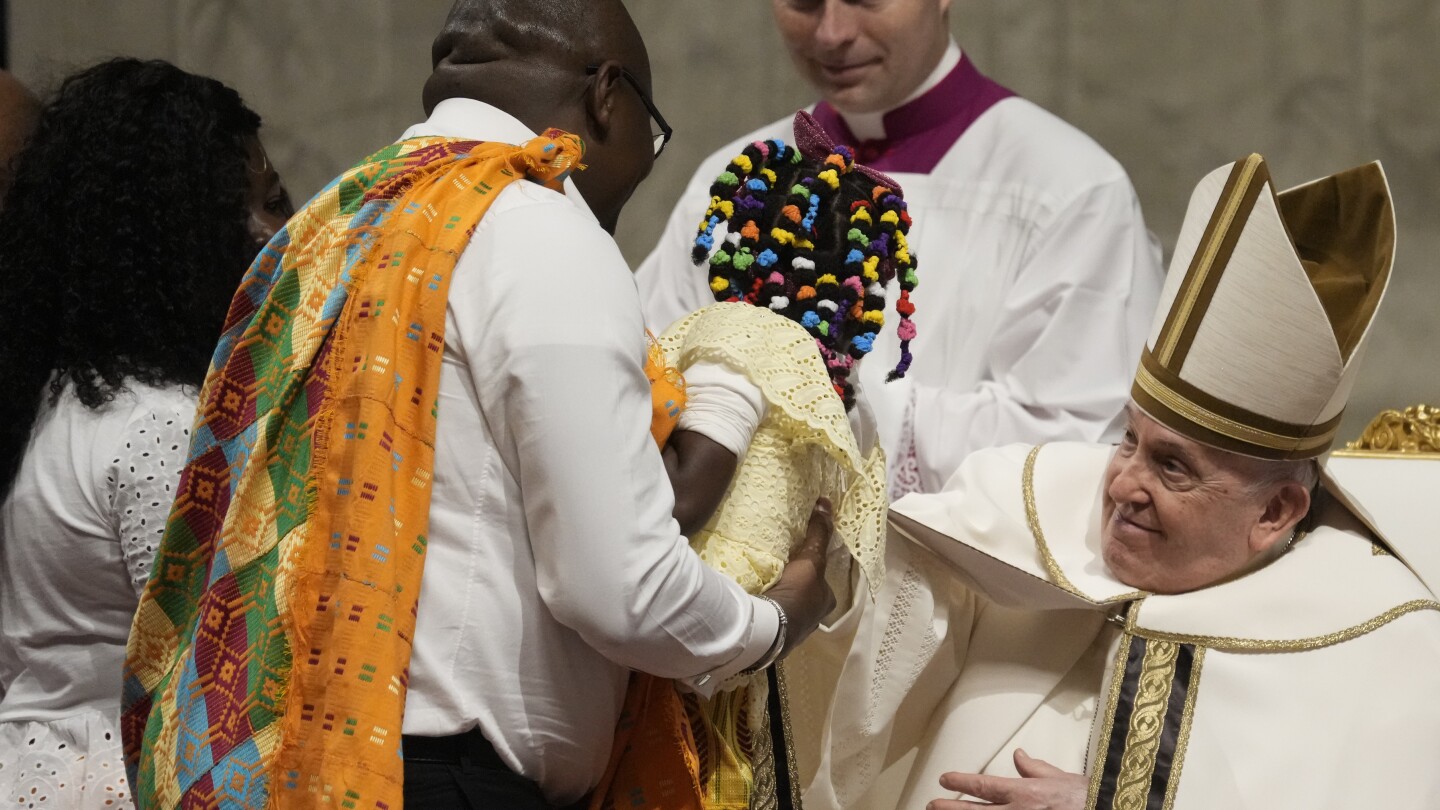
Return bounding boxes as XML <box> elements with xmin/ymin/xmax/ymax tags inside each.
<box><xmin>692</xmin><ymin>138</ymin><xmax>918</xmax><ymax>410</ymax></box>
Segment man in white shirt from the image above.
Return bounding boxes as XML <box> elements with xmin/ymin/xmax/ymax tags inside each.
<box><xmin>636</xmin><ymin>0</ymin><xmax>1165</xmax><ymax>496</ymax></box>
<box><xmin>398</xmin><ymin>1</ymin><xmax>835</xmax><ymax>807</ymax></box>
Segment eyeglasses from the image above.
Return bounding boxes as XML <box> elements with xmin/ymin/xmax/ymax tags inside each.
<box><xmin>586</xmin><ymin>64</ymin><xmax>673</xmax><ymax>158</ymax></box>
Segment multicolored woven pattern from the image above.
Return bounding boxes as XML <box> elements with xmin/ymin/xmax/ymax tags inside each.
<box><xmin>121</xmin><ymin>130</ymin><xmax>585</xmax><ymax>809</ymax></box>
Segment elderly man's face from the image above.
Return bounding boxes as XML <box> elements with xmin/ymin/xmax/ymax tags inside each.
<box><xmin>1101</xmin><ymin>407</ymin><xmax>1309</xmax><ymax>594</ymax></box>
<box><xmin>772</xmin><ymin>0</ymin><xmax>953</xmax><ymax>115</ymax></box>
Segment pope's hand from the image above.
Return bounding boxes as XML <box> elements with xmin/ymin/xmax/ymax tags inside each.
<box><xmin>927</xmin><ymin>749</ymin><xmax>1085</xmax><ymax>809</ymax></box>
<box><xmin>764</xmin><ymin>497</ymin><xmax>836</xmax><ymax>658</ymax></box>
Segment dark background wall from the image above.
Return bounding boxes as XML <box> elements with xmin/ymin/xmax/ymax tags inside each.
<box><xmin>11</xmin><ymin>1</ymin><xmax>1438</xmax><ymax>440</ymax></box>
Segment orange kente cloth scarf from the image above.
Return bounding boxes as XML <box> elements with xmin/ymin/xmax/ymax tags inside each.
<box><xmin>121</xmin><ymin>131</ymin><xmax>583</xmax><ymax>808</ymax></box>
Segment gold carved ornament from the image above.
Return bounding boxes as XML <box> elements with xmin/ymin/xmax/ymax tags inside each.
<box><xmin>1333</xmin><ymin>404</ymin><xmax>1440</xmax><ymax>456</ymax></box>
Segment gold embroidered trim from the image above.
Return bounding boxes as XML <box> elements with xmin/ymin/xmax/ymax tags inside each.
<box><xmin>1112</xmin><ymin>640</ymin><xmax>1180</xmax><ymax>809</ymax></box>
<box><xmin>774</xmin><ymin>662</ymin><xmax>803</xmax><ymax>810</ymax></box>
<box><xmin>750</xmin><ymin>678</ymin><xmax>778</xmax><ymax>810</ymax></box>
<box><xmin>1134</xmin><ymin>365</ymin><xmax>1335</xmax><ymax>452</ymax></box>
<box><xmin>1023</xmin><ymin>445</ymin><xmax>1145</xmax><ymax>604</ymax></box>
<box><xmin>1159</xmin><ymin>646</ymin><xmax>1204</xmax><ymax>810</ymax></box>
<box><xmin>1023</xmin><ymin>445</ymin><xmax>1080</xmax><ymax>595</ymax></box>
<box><xmin>1330</xmin><ymin>450</ymin><xmax>1440</xmax><ymax>460</ymax></box>
<box><xmin>1086</xmin><ymin>631</ymin><xmax>1134</xmax><ymax>809</ymax></box>
<box><xmin>1128</xmin><ymin>599</ymin><xmax>1440</xmax><ymax>652</ymax></box>
<box><xmin>1157</xmin><ymin>154</ymin><xmax>1262</xmax><ymax>364</ymax></box>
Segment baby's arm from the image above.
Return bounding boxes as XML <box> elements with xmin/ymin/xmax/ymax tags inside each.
<box><xmin>663</xmin><ymin>431</ymin><xmax>737</xmax><ymax>537</ymax></box>
<box><xmin>663</xmin><ymin>359</ymin><xmax>767</xmax><ymax>537</ymax></box>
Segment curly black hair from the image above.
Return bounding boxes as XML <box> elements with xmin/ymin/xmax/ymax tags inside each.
<box><xmin>0</xmin><ymin>58</ymin><xmax>264</xmax><ymax>498</ymax></box>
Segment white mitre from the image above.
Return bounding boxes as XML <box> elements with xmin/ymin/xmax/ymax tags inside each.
<box><xmin>1133</xmin><ymin>155</ymin><xmax>1440</xmax><ymax>597</ymax></box>
<box><xmin>1131</xmin><ymin>154</ymin><xmax>1394</xmax><ymax>460</ymax></box>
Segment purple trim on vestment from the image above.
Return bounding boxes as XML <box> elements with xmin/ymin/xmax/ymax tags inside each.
<box><xmin>811</xmin><ymin>54</ymin><xmax>1015</xmax><ymax>175</ymax></box>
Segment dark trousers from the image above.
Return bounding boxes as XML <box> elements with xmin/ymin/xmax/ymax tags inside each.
<box><xmin>402</xmin><ymin>730</ymin><xmax>579</xmax><ymax>810</ymax></box>
<box><xmin>403</xmin><ymin>760</ymin><xmax>554</xmax><ymax>809</ymax></box>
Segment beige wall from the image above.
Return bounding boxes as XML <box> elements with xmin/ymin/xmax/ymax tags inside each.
<box><xmin>10</xmin><ymin>1</ymin><xmax>451</xmax><ymax>209</ymax></box>
<box><xmin>13</xmin><ymin>1</ymin><xmax>1438</xmax><ymax>440</ymax></box>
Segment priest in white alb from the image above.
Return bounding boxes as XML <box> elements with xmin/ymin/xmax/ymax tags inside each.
<box><xmin>801</xmin><ymin>154</ymin><xmax>1440</xmax><ymax>810</ymax></box>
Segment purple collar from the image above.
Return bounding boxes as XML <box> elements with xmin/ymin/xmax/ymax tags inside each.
<box><xmin>811</xmin><ymin>54</ymin><xmax>1014</xmax><ymax>175</ymax></box>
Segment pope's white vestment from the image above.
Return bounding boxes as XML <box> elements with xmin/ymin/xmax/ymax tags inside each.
<box><xmin>799</xmin><ymin>441</ymin><xmax>1440</xmax><ymax>810</ymax></box>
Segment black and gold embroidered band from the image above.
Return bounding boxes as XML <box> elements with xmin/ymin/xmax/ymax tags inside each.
<box><xmin>1088</xmin><ymin>635</ymin><xmax>1204</xmax><ymax>810</ymax></box>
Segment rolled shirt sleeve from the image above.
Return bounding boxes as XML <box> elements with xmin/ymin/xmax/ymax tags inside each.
<box><xmin>675</xmin><ymin>359</ymin><xmax>768</xmax><ymax>457</ymax></box>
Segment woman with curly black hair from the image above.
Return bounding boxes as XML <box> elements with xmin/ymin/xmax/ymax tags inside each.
<box><xmin>0</xmin><ymin>58</ymin><xmax>291</xmax><ymax>806</ymax></box>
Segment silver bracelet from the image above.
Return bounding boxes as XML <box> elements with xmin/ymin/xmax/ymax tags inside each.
<box><xmin>743</xmin><ymin>595</ymin><xmax>788</xmax><ymax>674</ymax></box>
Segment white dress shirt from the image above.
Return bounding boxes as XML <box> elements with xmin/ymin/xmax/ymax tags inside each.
<box><xmin>636</xmin><ymin>49</ymin><xmax>1164</xmax><ymax>497</ymax></box>
<box><xmin>398</xmin><ymin>99</ymin><xmax>779</xmax><ymax>806</ymax></box>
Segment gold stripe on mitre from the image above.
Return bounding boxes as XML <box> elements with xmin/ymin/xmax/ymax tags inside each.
<box><xmin>1154</xmin><ymin>154</ymin><xmax>1269</xmax><ymax>368</ymax></box>
<box><xmin>1132</xmin><ymin>348</ymin><xmax>1342</xmax><ymax>460</ymax></box>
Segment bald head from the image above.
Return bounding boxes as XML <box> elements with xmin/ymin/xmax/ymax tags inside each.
<box><xmin>422</xmin><ymin>0</ymin><xmax>659</xmax><ymax>234</ymax></box>
<box><xmin>0</xmin><ymin>71</ymin><xmax>40</xmax><ymax>200</ymax></box>
<box><xmin>423</xmin><ymin>0</ymin><xmax>647</xmax><ymax>122</ymax></box>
